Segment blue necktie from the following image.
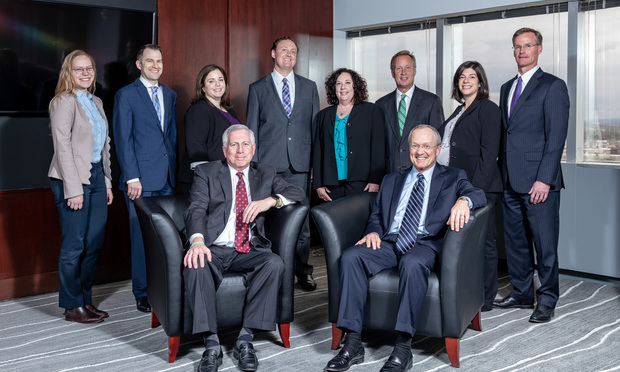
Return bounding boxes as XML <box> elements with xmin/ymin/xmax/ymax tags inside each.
<box><xmin>282</xmin><ymin>78</ymin><xmax>292</xmax><ymax>117</ymax></box>
<box><xmin>509</xmin><ymin>76</ymin><xmax>522</xmax><ymax>118</ymax></box>
<box><xmin>395</xmin><ymin>173</ymin><xmax>425</xmax><ymax>255</ymax></box>
<box><xmin>150</xmin><ymin>86</ymin><xmax>162</xmax><ymax>127</ymax></box>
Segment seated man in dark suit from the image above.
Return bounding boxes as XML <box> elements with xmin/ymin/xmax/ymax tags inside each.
<box><xmin>323</xmin><ymin>125</ymin><xmax>486</xmax><ymax>372</ymax></box>
<box><xmin>183</xmin><ymin>124</ymin><xmax>305</xmax><ymax>372</ymax></box>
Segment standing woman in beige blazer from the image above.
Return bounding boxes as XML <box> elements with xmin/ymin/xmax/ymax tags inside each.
<box><xmin>48</xmin><ymin>50</ymin><xmax>113</xmax><ymax>323</ymax></box>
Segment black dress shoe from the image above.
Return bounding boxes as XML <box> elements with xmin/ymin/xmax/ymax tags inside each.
<box><xmin>493</xmin><ymin>296</ymin><xmax>533</xmax><ymax>309</ymax></box>
<box><xmin>481</xmin><ymin>303</ymin><xmax>493</xmax><ymax>312</ymax></box>
<box><xmin>379</xmin><ymin>350</ymin><xmax>413</xmax><ymax>372</ymax></box>
<box><xmin>136</xmin><ymin>297</ymin><xmax>151</xmax><ymax>313</ymax></box>
<box><xmin>324</xmin><ymin>344</ymin><xmax>364</xmax><ymax>372</ymax></box>
<box><xmin>197</xmin><ymin>348</ymin><xmax>223</xmax><ymax>372</ymax></box>
<box><xmin>298</xmin><ymin>274</ymin><xmax>317</xmax><ymax>291</ymax></box>
<box><xmin>233</xmin><ymin>341</ymin><xmax>258</xmax><ymax>371</ymax></box>
<box><xmin>64</xmin><ymin>307</ymin><xmax>104</xmax><ymax>323</ymax></box>
<box><xmin>529</xmin><ymin>304</ymin><xmax>555</xmax><ymax>323</ymax></box>
<box><xmin>85</xmin><ymin>304</ymin><xmax>109</xmax><ymax>318</ymax></box>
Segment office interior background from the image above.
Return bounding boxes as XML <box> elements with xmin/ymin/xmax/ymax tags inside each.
<box><xmin>0</xmin><ymin>0</ymin><xmax>618</xmax><ymax>302</ymax></box>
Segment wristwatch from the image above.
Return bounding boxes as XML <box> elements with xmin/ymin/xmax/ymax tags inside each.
<box><xmin>271</xmin><ymin>194</ymin><xmax>282</xmax><ymax>208</ymax></box>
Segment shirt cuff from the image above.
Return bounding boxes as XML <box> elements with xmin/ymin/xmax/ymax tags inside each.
<box><xmin>459</xmin><ymin>196</ymin><xmax>473</xmax><ymax>209</ymax></box>
<box><xmin>127</xmin><ymin>178</ymin><xmax>140</xmax><ymax>184</ymax></box>
<box><xmin>277</xmin><ymin>194</ymin><xmax>293</xmax><ymax>208</ymax></box>
<box><xmin>189</xmin><ymin>233</ymin><xmax>204</xmax><ymax>244</ymax></box>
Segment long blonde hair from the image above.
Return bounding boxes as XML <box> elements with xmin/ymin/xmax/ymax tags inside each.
<box><xmin>49</xmin><ymin>50</ymin><xmax>97</xmax><ymax>110</ymax></box>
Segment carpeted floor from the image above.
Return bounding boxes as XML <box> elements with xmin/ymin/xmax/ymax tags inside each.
<box><xmin>1</xmin><ymin>252</ymin><xmax>619</xmax><ymax>372</ymax></box>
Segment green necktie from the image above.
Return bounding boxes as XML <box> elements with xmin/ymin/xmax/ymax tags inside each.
<box><xmin>398</xmin><ymin>93</ymin><xmax>407</xmax><ymax>136</ymax></box>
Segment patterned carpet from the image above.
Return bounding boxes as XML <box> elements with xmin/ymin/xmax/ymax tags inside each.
<box><xmin>1</xmin><ymin>253</ymin><xmax>619</xmax><ymax>372</ymax></box>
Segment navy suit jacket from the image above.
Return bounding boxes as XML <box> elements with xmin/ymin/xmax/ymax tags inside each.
<box><xmin>499</xmin><ymin>68</ymin><xmax>569</xmax><ymax>193</ymax></box>
<box><xmin>184</xmin><ymin>161</ymin><xmax>305</xmax><ymax>251</ymax></box>
<box><xmin>113</xmin><ymin>79</ymin><xmax>177</xmax><ymax>191</ymax></box>
<box><xmin>439</xmin><ymin>99</ymin><xmax>502</xmax><ymax>193</ymax></box>
<box><xmin>376</xmin><ymin>87</ymin><xmax>445</xmax><ymax>173</ymax></box>
<box><xmin>364</xmin><ymin>164</ymin><xmax>486</xmax><ymax>254</ymax></box>
<box><xmin>246</xmin><ymin>73</ymin><xmax>320</xmax><ymax>173</ymax></box>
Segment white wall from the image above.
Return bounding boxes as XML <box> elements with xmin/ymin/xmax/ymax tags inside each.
<box><xmin>333</xmin><ymin>0</ymin><xmax>620</xmax><ymax>279</ymax></box>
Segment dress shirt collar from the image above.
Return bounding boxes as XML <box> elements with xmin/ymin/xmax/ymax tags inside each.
<box><xmin>228</xmin><ymin>164</ymin><xmax>250</xmax><ymax>181</ymax></box>
<box><xmin>76</xmin><ymin>89</ymin><xmax>92</xmax><ymax>100</ymax></box>
<box><xmin>395</xmin><ymin>85</ymin><xmax>415</xmax><ymax>100</ymax></box>
<box><xmin>516</xmin><ymin>65</ymin><xmax>540</xmax><ymax>88</ymax></box>
<box><xmin>139</xmin><ymin>75</ymin><xmax>159</xmax><ymax>89</ymax></box>
<box><xmin>272</xmin><ymin>69</ymin><xmax>294</xmax><ymax>83</ymax></box>
<box><xmin>410</xmin><ymin>163</ymin><xmax>435</xmax><ymax>184</ymax></box>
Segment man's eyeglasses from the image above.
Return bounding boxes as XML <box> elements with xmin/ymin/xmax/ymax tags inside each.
<box><xmin>410</xmin><ymin>144</ymin><xmax>437</xmax><ymax>151</ymax></box>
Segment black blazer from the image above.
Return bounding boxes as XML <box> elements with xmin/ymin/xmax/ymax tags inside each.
<box><xmin>376</xmin><ymin>86</ymin><xmax>444</xmax><ymax>173</ymax></box>
<box><xmin>312</xmin><ymin>102</ymin><xmax>385</xmax><ymax>189</ymax></box>
<box><xmin>179</xmin><ymin>100</ymin><xmax>238</xmax><ymax>185</ymax></box>
<box><xmin>438</xmin><ymin>99</ymin><xmax>502</xmax><ymax>193</ymax></box>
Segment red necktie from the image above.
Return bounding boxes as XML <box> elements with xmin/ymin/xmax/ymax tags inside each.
<box><xmin>234</xmin><ymin>171</ymin><xmax>250</xmax><ymax>253</ymax></box>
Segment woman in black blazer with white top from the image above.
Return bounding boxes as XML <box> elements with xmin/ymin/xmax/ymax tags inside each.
<box><xmin>313</xmin><ymin>68</ymin><xmax>385</xmax><ymax>202</ymax></box>
<box><xmin>438</xmin><ymin>61</ymin><xmax>501</xmax><ymax>311</ymax></box>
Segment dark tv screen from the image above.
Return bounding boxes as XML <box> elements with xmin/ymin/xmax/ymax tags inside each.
<box><xmin>0</xmin><ymin>0</ymin><xmax>154</xmax><ymax>114</ymax></box>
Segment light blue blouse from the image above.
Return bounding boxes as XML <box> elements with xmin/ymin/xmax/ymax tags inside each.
<box><xmin>76</xmin><ymin>90</ymin><xmax>106</xmax><ymax>163</ymax></box>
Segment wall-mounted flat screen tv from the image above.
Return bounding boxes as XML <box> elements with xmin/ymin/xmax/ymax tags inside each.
<box><xmin>0</xmin><ymin>0</ymin><xmax>155</xmax><ymax>115</ymax></box>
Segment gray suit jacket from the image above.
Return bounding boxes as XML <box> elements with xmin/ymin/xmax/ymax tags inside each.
<box><xmin>376</xmin><ymin>86</ymin><xmax>444</xmax><ymax>173</ymax></box>
<box><xmin>48</xmin><ymin>93</ymin><xmax>112</xmax><ymax>198</ymax></box>
<box><xmin>499</xmin><ymin>68</ymin><xmax>569</xmax><ymax>193</ymax></box>
<box><xmin>184</xmin><ymin>161</ymin><xmax>305</xmax><ymax>251</ymax></box>
<box><xmin>246</xmin><ymin>73</ymin><xmax>320</xmax><ymax>173</ymax></box>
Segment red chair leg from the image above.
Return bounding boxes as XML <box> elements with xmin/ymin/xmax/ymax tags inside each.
<box><xmin>331</xmin><ymin>323</ymin><xmax>343</xmax><ymax>350</ymax></box>
<box><xmin>445</xmin><ymin>337</ymin><xmax>460</xmax><ymax>368</ymax></box>
<box><xmin>151</xmin><ymin>311</ymin><xmax>160</xmax><ymax>328</ymax></box>
<box><xmin>169</xmin><ymin>335</ymin><xmax>180</xmax><ymax>363</ymax></box>
<box><xmin>471</xmin><ymin>310</ymin><xmax>482</xmax><ymax>331</ymax></box>
<box><xmin>279</xmin><ymin>323</ymin><xmax>291</xmax><ymax>348</ymax></box>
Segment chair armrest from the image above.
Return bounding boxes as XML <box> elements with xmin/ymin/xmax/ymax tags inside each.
<box><xmin>311</xmin><ymin>192</ymin><xmax>377</xmax><ymax>321</ymax></box>
<box><xmin>440</xmin><ymin>203</ymin><xmax>493</xmax><ymax>337</ymax></box>
<box><xmin>264</xmin><ymin>203</ymin><xmax>309</xmax><ymax>323</ymax></box>
<box><xmin>134</xmin><ymin>196</ymin><xmax>186</xmax><ymax>335</ymax></box>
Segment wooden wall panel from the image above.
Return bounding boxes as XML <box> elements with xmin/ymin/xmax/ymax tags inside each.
<box><xmin>0</xmin><ymin>189</ymin><xmax>131</xmax><ymax>301</ymax></box>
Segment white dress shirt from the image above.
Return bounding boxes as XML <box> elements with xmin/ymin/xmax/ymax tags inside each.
<box><xmin>394</xmin><ymin>85</ymin><xmax>415</xmax><ymax>117</ymax></box>
<box><xmin>271</xmin><ymin>69</ymin><xmax>296</xmax><ymax>110</ymax></box>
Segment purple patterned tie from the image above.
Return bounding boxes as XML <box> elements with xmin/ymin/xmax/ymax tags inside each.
<box><xmin>282</xmin><ymin>78</ymin><xmax>292</xmax><ymax>117</ymax></box>
<box><xmin>509</xmin><ymin>76</ymin><xmax>522</xmax><ymax>118</ymax></box>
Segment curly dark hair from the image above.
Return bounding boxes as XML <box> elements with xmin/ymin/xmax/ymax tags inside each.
<box><xmin>324</xmin><ymin>68</ymin><xmax>368</xmax><ymax>106</ymax></box>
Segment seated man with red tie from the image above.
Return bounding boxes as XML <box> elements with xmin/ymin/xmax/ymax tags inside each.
<box><xmin>323</xmin><ymin>125</ymin><xmax>486</xmax><ymax>372</ymax></box>
<box><xmin>184</xmin><ymin>124</ymin><xmax>305</xmax><ymax>372</ymax></box>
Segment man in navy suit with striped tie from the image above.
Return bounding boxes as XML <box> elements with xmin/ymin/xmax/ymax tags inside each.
<box><xmin>493</xmin><ymin>28</ymin><xmax>570</xmax><ymax>324</ymax></box>
<box><xmin>113</xmin><ymin>44</ymin><xmax>177</xmax><ymax>313</ymax></box>
<box><xmin>324</xmin><ymin>125</ymin><xmax>485</xmax><ymax>372</ymax></box>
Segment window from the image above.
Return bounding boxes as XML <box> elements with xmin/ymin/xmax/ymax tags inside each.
<box><xmin>582</xmin><ymin>3</ymin><xmax>620</xmax><ymax>163</ymax></box>
<box><xmin>347</xmin><ymin>27</ymin><xmax>436</xmax><ymax>102</ymax></box>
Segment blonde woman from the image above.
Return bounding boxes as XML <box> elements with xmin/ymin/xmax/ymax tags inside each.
<box><xmin>48</xmin><ymin>50</ymin><xmax>113</xmax><ymax>323</ymax></box>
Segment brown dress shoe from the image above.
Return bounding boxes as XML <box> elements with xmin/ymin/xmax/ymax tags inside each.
<box><xmin>85</xmin><ymin>304</ymin><xmax>109</xmax><ymax>318</ymax></box>
<box><xmin>64</xmin><ymin>306</ymin><xmax>104</xmax><ymax>323</ymax></box>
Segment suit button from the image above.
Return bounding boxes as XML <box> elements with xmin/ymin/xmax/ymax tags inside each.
<box><xmin>451</xmin><ymin>142</ymin><xmax>456</xmax><ymax>146</ymax></box>
<box><xmin>347</xmin><ymin>123</ymin><xmax>351</xmax><ymax>126</ymax></box>
<box><xmin>164</xmin><ymin>153</ymin><xmax>168</xmax><ymax>156</ymax></box>
<box><xmin>288</xmin><ymin>138</ymin><xmax>292</xmax><ymax>140</ymax></box>
<box><xmin>451</xmin><ymin>155</ymin><xmax>456</xmax><ymax>159</ymax></box>
<box><xmin>400</xmin><ymin>148</ymin><xmax>405</xmax><ymax>152</ymax></box>
<box><xmin>348</xmin><ymin>136</ymin><xmax>352</xmax><ymax>140</ymax></box>
<box><xmin>349</xmin><ymin>151</ymin><xmax>353</xmax><ymax>154</ymax></box>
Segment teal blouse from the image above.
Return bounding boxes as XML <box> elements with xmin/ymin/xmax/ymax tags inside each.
<box><xmin>334</xmin><ymin>114</ymin><xmax>349</xmax><ymax>180</ymax></box>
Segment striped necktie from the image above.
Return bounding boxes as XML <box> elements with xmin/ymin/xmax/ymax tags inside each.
<box><xmin>395</xmin><ymin>173</ymin><xmax>425</xmax><ymax>255</ymax></box>
<box><xmin>398</xmin><ymin>93</ymin><xmax>407</xmax><ymax>136</ymax></box>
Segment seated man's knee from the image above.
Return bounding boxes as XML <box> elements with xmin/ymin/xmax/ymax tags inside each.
<box><xmin>341</xmin><ymin>245</ymin><xmax>364</xmax><ymax>269</ymax></box>
<box><xmin>265</xmin><ymin>253</ymin><xmax>285</xmax><ymax>273</ymax></box>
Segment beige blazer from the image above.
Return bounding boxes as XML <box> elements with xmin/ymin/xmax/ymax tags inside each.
<box><xmin>48</xmin><ymin>93</ymin><xmax>112</xmax><ymax>198</ymax></box>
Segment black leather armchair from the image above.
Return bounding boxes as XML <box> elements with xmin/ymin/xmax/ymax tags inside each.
<box><xmin>134</xmin><ymin>195</ymin><xmax>308</xmax><ymax>363</ymax></box>
<box><xmin>311</xmin><ymin>192</ymin><xmax>492</xmax><ymax>368</ymax></box>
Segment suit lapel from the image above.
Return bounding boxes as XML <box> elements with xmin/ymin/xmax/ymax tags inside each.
<box><xmin>217</xmin><ymin>164</ymin><xmax>233</xmax><ymax>220</ymax></box>
<box><xmin>387</xmin><ymin>170</ymin><xmax>410</xmax><ymax>224</ymax></box>
<box><xmin>402</xmin><ymin>88</ymin><xmax>422</xmax><ymax>144</ymax></box>
<box><xmin>384</xmin><ymin>92</ymin><xmax>401</xmax><ymax>141</ymax></box>
<box><xmin>510</xmin><ymin>68</ymin><xmax>543</xmax><ymax>122</ymax></box>
<box><xmin>267</xmin><ymin>75</ymin><xmax>289</xmax><ymax>118</ymax></box>
<box><xmin>501</xmin><ymin>77</ymin><xmax>516</xmax><ymax>128</ymax></box>
<box><xmin>248</xmin><ymin>164</ymin><xmax>262</xmax><ymax>201</ymax></box>
<box><xmin>426</xmin><ymin>165</ymin><xmax>446</xmax><ymax>217</ymax></box>
<box><xmin>135</xmin><ymin>80</ymin><xmax>163</xmax><ymax>133</ymax></box>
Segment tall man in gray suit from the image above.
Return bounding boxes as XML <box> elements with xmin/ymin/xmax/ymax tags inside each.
<box><xmin>184</xmin><ymin>125</ymin><xmax>304</xmax><ymax>371</ymax></box>
<box><xmin>493</xmin><ymin>28</ymin><xmax>569</xmax><ymax>324</ymax></box>
<box><xmin>247</xmin><ymin>36</ymin><xmax>320</xmax><ymax>291</ymax></box>
<box><xmin>376</xmin><ymin>50</ymin><xmax>445</xmax><ymax>173</ymax></box>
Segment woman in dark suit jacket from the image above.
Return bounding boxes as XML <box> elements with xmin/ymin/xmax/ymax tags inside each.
<box><xmin>48</xmin><ymin>50</ymin><xmax>113</xmax><ymax>323</ymax></box>
<box><xmin>179</xmin><ymin>64</ymin><xmax>240</xmax><ymax>194</ymax></box>
<box><xmin>313</xmin><ymin>68</ymin><xmax>385</xmax><ymax>202</ymax></box>
<box><xmin>438</xmin><ymin>61</ymin><xmax>501</xmax><ymax>311</ymax></box>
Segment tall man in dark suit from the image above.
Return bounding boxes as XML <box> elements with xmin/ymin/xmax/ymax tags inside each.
<box><xmin>376</xmin><ymin>50</ymin><xmax>445</xmax><ymax>173</ymax></box>
<box><xmin>113</xmin><ymin>44</ymin><xmax>177</xmax><ymax>313</ymax></box>
<box><xmin>493</xmin><ymin>28</ymin><xmax>569</xmax><ymax>324</ymax></box>
<box><xmin>184</xmin><ymin>125</ymin><xmax>304</xmax><ymax>372</ymax></box>
<box><xmin>246</xmin><ymin>36</ymin><xmax>320</xmax><ymax>291</ymax></box>
<box><xmin>324</xmin><ymin>125</ymin><xmax>486</xmax><ymax>372</ymax></box>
